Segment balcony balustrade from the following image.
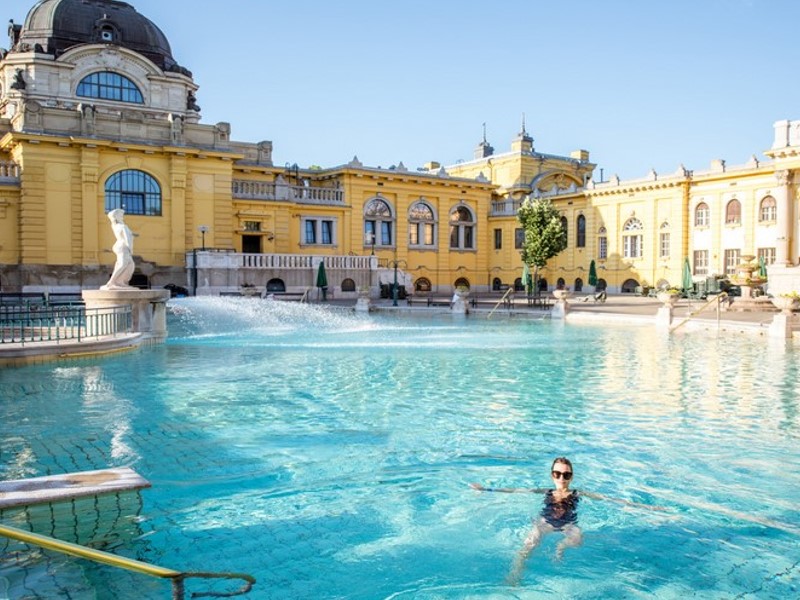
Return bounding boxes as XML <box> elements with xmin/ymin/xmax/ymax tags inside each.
<box><xmin>232</xmin><ymin>180</ymin><xmax>344</xmax><ymax>205</ymax></box>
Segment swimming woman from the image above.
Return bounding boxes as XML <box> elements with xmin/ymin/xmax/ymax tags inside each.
<box><xmin>471</xmin><ymin>457</ymin><xmax>663</xmax><ymax>585</ymax></box>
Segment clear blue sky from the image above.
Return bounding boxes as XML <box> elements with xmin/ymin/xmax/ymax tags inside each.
<box><xmin>6</xmin><ymin>0</ymin><xmax>800</xmax><ymax>179</ymax></box>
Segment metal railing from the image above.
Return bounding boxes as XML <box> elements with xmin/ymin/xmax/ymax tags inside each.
<box><xmin>0</xmin><ymin>305</ymin><xmax>133</xmax><ymax>344</ymax></box>
<box><xmin>0</xmin><ymin>523</ymin><xmax>255</xmax><ymax>599</ymax></box>
<box><xmin>670</xmin><ymin>292</ymin><xmax>728</xmax><ymax>332</ymax></box>
<box><xmin>487</xmin><ymin>287</ymin><xmax>515</xmax><ymax>319</ymax></box>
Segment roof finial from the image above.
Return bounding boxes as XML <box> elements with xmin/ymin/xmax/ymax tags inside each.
<box><xmin>521</xmin><ymin>113</ymin><xmax>527</xmax><ymax>136</ymax></box>
<box><xmin>482</xmin><ymin>122</ymin><xmax>487</xmax><ymax>143</ymax></box>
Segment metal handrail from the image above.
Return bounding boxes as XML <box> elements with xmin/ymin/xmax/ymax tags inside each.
<box><xmin>299</xmin><ymin>287</ymin><xmax>311</xmax><ymax>303</ymax></box>
<box><xmin>0</xmin><ymin>523</ymin><xmax>255</xmax><ymax>599</ymax></box>
<box><xmin>0</xmin><ymin>305</ymin><xmax>133</xmax><ymax>345</ymax></box>
<box><xmin>670</xmin><ymin>292</ymin><xmax>728</xmax><ymax>332</ymax></box>
<box><xmin>487</xmin><ymin>287</ymin><xmax>515</xmax><ymax>319</ymax></box>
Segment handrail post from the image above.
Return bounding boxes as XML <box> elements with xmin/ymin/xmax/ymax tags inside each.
<box><xmin>172</xmin><ymin>576</ymin><xmax>185</xmax><ymax>600</ymax></box>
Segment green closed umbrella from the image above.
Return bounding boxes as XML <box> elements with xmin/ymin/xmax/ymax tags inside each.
<box><xmin>588</xmin><ymin>260</ymin><xmax>598</xmax><ymax>287</ymax></box>
<box><xmin>522</xmin><ymin>263</ymin><xmax>531</xmax><ymax>293</ymax></box>
<box><xmin>316</xmin><ymin>261</ymin><xmax>328</xmax><ymax>300</ymax></box>
<box><xmin>682</xmin><ymin>257</ymin><xmax>693</xmax><ymax>293</ymax></box>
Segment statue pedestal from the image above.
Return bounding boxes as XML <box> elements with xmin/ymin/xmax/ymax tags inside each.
<box><xmin>451</xmin><ymin>291</ymin><xmax>469</xmax><ymax>315</ymax></box>
<box><xmin>769</xmin><ymin>313</ymin><xmax>794</xmax><ymax>339</ymax></box>
<box><xmin>656</xmin><ymin>305</ymin><xmax>673</xmax><ymax>329</ymax></box>
<box><xmin>83</xmin><ymin>289</ymin><xmax>170</xmax><ymax>342</ymax></box>
<box><xmin>355</xmin><ymin>295</ymin><xmax>371</xmax><ymax>313</ymax></box>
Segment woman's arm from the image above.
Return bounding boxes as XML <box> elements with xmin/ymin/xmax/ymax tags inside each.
<box><xmin>470</xmin><ymin>483</ymin><xmax>547</xmax><ymax>494</ymax></box>
<box><xmin>581</xmin><ymin>490</ymin><xmax>668</xmax><ymax>511</ymax></box>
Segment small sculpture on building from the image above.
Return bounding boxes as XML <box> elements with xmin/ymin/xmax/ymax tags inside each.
<box><xmin>186</xmin><ymin>90</ymin><xmax>201</xmax><ymax>112</ymax></box>
<box><xmin>101</xmin><ymin>209</ymin><xmax>136</xmax><ymax>290</ymax></box>
<box><xmin>169</xmin><ymin>113</ymin><xmax>183</xmax><ymax>144</ymax></box>
<box><xmin>10</xmin><ymin>69</ymin><xmax>26</xmax><ymax>90</ymax></box>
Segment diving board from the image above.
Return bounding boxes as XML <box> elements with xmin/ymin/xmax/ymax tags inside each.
<box><xmin>0</xmin><ymin>467</ymin><xmax>150</xmax><ymax>509</ymax></box>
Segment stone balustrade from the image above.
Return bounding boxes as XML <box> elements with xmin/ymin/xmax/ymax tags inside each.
<box><xmin>0</xmin><ymin>161</ymin><xmax>21</xmax><ymax>181</ymax></box>
<box><xmin>232</xmin><ymin>180</ymin><xmax>345</xmax><ymax>205</ymax></box>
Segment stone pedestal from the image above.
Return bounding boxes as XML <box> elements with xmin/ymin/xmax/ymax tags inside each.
<box><xmin>451</xmin><ymin>290</ymin><xmax>469</xmax><ymax>315</ymax></box>
<box><xmin>769</xmin><ymin>313</ymin><xmax>794</xmax><ymax>339</ymax></box>
<box><xmin>355</xmin><ymin>293</ymin><xmax>371</xmax><ymax>313</ymax></box>
<box><xmin>83</xmin><ymin>289</ymin><xmax>170</xmax><ymax>342</ymax></box>
<box><xmin>551</xmin><ymin>290</ymin><xmax>570</xmax><ymax>319</ymax></box>
<box><xmin>656</xmin><ymin>305</ymin><xmax>673</xmax><ymax>329</ymax></box>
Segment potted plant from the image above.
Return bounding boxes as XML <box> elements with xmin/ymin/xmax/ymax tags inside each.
<box><xmin>656</xmin><ymin>287</ymin><xmax>681</xmax><ymax>306</ymax></box>
<box><xmin>771</xmin><ymin>291</ymin><xmax>800</xmax><ymax>314</ymax></box>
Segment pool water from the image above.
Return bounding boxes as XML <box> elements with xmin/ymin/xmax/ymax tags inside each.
<box><xmin>1</xmin><ymin>297</ymin><xmax>799</xmax><ymax>599</ymax></box>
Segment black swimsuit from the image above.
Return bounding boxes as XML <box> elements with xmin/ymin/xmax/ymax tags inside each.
<box><xmin>540</xmin><ymin>490</ymin><xmax>579</xmax><ymax>529</ymax></box>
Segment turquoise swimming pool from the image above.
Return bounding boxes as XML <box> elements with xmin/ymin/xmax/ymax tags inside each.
<box><xmin>1</xmin><ymin>298</ymin><xmax>799</xmax><ymax>598</ymax></box>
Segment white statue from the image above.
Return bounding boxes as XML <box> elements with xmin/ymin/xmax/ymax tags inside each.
<box><xmin>101</xmin><ymin>209</ymin><xmax>136</xmax><ymax>290</ymax></box>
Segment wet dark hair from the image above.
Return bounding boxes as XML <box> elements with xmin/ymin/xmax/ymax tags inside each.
<box><xmin>552</xmin><ymin>457</ymin><xmax>573</xmax><ymax>472</ymax></box>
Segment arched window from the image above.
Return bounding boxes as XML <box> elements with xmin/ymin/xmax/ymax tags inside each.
<box><xmin>695</xmin><ymin>202</ymin><xmax>710</xmax><ymax>227</ymax></box>
<box><xmin>340</xmin><ymin>278</ymin><xmax>356</xmax><ymax>292</ymax></box>
<box><xmin>574</xmin><ymin>277</ymin><xmax>583</xmax><ymax>292</ymax></box>
<box><xmin>414</xmin><ymin>277</ymin><xmax>432</xmax><ymax>292</ymax></box>
<box><xmin>576</xmin><ymin>214</ymin><xmax>586</xmax><ymax>247</ymax></box>
<box><xmin>364</xmin><ymin>197</ymin><xmax>394</xmax><ymax>248</ymax></box>
<box><xmin>622</xmin><ymin>218</ymin><xmax>643</xmax><ymax>258</ymax></box>
<box><xmin>659</xmin><ymin>221</ymin><xmax>670</xmax><ymax>259</ymax></box>
<box><xmin>454</xmin><ymin>277</ymin><xmax>470</xmax><ymax>289</ymax></box>
<box><xmin>725</xmin><ymin>199</ymin><xmax>741</xmax><ymax>224</ymax></box>
<box><xmin>409</xmin><ymin>200</ymin><xmax>437</xmax><ymax>247</ymax></box>
<box><xmin>560</xmin><ymin>216</ymin><xmax>569</xmax><ymax>248</ymax></box>
<box><xmin>267</xmin><ymin>278</ymin><xmax>286</xmax><ymax>292</ymax></box>
<box><xmin>759</xmin><ymin>196</ymin><xmax>777</xmax><ymax>222</ymax></box>
<box><xmin>77</xmin><ymin>72</ymin><xmax>144</xmax><ymax>104</ymax></box>
<box><xmin>492</xmin><ymin>277</ymin><xmax>503</xmax><ymax>291</ymax></box>
<box><xmin>449</xmin><ymin>206</ymin><xmax>475</xmax><ymax>250</ymax></box>
<box><xmin>105</xmin><ymin>170</ymin><xmax>161</xmax><ymax>215</ymax></box>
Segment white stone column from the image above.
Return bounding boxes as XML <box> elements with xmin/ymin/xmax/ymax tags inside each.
<box><xmin>774</xmin><ymin>170</ymin><xmax>792</xmax><ymax>265</ymax></box>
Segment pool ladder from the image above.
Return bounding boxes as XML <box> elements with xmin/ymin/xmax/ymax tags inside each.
<box><xmin>0</xmin><ymin>523</ymin><xmax>255</xmax><ymax>599</ymax></box>
<box><xmin>670</xmin><ymin>291</ymin><xmax>728</xmax><ymax>332</ymax></box>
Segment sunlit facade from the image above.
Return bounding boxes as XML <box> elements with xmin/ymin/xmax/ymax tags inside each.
<box><xmin>2</xmin><ymin>0</ymin><xmax>800</xmax><ymax>296</ymax></box>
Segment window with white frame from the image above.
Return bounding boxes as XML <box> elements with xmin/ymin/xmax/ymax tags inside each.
<box><xmin>598</xmin><ymin>227</ymin><xmax>608</xmax><ymax>259</ymax></box>
<box><xmin>302</xmin><ymin>217</ymin><xmax>336</xmax><ymax>245</ymax></box>
<box><xmin>408</xmin><ymin>201</ymin><xmax>436</xmax><ymax>247</ymax></box>
<box><xmin>724</xmin><ymin>249</ymin><xmax>741</xmax><ymax>275</ymax></box>
<box><xmin>660</xmin><ymin>232</ymin><xmax>670</xmax><ymax>259</ymax></box>
<box><xmin>759</xmin><ymin>196</ymin><xmax>777</xmax><ymax>222</ymax></box>
<box><xmin>725</xmin><ymin>199</ymin><xmax>742</xmax><ymax>225</ymax></box>
<box><xmin>695</xmin><ymin>202</ymin><xmax>710</xmax><ymax>227</ymax></box>
<box><xmin>693</xmin><ymin>250</ymin><xmax>709</xmax><ymax>276</ymax></box>
<box><xmin>364</xmin><ymin>197</ymin><xmax>394</xmax><ymax>247</ymax></box>
<box><xmin>622</xmin><ymin>218</ymin><xmax>643</xmax><ymax>259</ymax></box>
<box><xmin>449</xmin><ymin>205</ymin><xmax>476</xmax><ymax>250</ymax></box>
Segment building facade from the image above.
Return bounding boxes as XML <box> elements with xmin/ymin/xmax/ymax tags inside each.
<box><xmin>2</xmin><ymin>0</ymin><xmax>800</xmax><ymax>297</ymax></box>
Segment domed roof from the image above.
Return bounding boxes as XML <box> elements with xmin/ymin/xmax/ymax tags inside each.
<box><xmin>14</xmin><ymin>0</ymin><xmax>186</xmax><ymax>74</ymax></box>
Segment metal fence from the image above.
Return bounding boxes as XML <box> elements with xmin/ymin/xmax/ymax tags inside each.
<box><xmin>0</xmin><ymin>305</ymin><xmax>133</xmax><ymax>345</ymax></box>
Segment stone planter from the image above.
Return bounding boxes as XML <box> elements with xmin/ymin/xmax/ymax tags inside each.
<box><xmin>657</xmin><ymin>291</ymin><xmax>679</xmax><ymax>306</ymax></box>
<box><xmin>770</xmin><ymin>296</ymin><xmax>799</xmax><ymax>315</ymax></box>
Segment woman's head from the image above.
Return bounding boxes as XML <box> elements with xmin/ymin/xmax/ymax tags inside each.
<box><xmin>551</xmin><ymin>457</ymin><xmax>573</xmax><ymax>489</ymax></box>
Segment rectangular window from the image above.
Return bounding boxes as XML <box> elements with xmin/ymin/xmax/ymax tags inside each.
<box><xmin>450</xmin><ymin>225</ymin><xmax>459</xmax><ymax>249</ymax></box>
<box><xmin>693</xmin><ymin>250</ymin><xmax>709</xmax><ymax>276</ymax></box>
<box><xmin>724</xmin><ymin>249</ymin><xmax>740</xmax><ymax>276</ymax></box>
<box><xmin>364</xmin><ymin>221</ymin><xmax>376</xmax><ymax>246</ymax></box>
<box><xmin>243</xmin><ymin>221</ymin><xmax>261</xmax><ymax>232</ymax></box>
<box><xmin>303</xmin><ymin>218</ymin><xmax>336</xmax><ymax>245</ymax></box>
<box><xmin>514</xmin><ymin>228</ymin><xmax>524</xmax><ymax>249</ymax></box>
<box><xmin>623</xmin><ymin>235</ymin><xmax>643</xmax><ymax>259</ymax></box>
<box><xmin>757</xmin><ymin>247</ymin><xmax>776</xmax><ymax>265</ymax></box>
<box><xmin>321</xmin><ymin>220</ymin><xmax>333</xmax><ymax>245</ymax></box>
<box><xmin>380</xmin><ymin>221</ymin><xmax>392</xmax><ymax>246</ymax></box>
<box><xmin>598</xmin><ymin>236</ymin><xmax>608</xmax><ymax>259</ymax></box>
<box><xmin>659</xmin><ymin>232</ymin><xmax>670</xmax><ymax>259</ymax></box>
<box><xmin>494</xmin><ymin>228</ymin><xmax>502</xmax><ymax>250</ymax></box>
<box><xmin>464</xmin><ymin>225</ymin><xmax>474</xmax><ymax>249</ymax></box>
<box><xmin>423</xmin><ymin>223</ymin><xmax>434</xmax><ymax>246</ymax></box>
<box><xmin>409</xmin><ymin>224</ymin><xmax>419</xmax><ymax>246</ymax></box>
<box><xmin>304</xmin><ymin>220</ymin><xmax>316</xmax><ymax>244</ymax></box>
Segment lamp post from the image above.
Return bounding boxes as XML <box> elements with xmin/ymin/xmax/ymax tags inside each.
<box><xmin>198</xmin><ymin>225</ymin><xmax>209</xmax><ymax>250</ymax></box>
<box><xmin>389</xmin><ymin>259</ymin><xmax>407</xmax><ymax>307</ymax></box>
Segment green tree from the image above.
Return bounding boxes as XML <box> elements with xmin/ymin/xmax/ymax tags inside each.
<box><xmin>517</xmin><ymin>196</ymin><xmax>567</xmax><ymax>291</ymax></box>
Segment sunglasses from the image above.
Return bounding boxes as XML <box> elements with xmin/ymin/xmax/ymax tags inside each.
<box><xmin>552</xmin><ymin>470</ymin><xmax>573</xmax><ymax>480</ymax></box>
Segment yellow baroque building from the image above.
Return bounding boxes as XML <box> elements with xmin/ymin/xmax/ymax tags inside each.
<box><xmin>2</xmin><ymin>0</ymin><xmax>800</xmax><ymax>298</ymax></box>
